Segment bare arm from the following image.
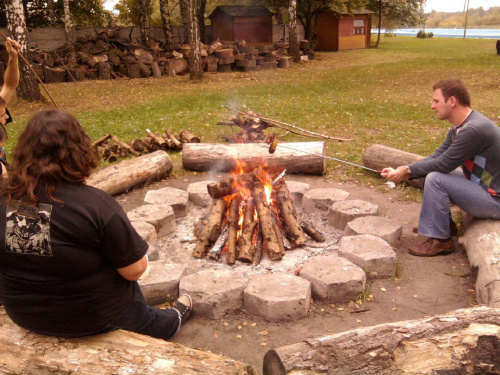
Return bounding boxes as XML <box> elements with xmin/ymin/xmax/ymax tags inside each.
<box><xmin>116</xmin><ymin>255</ymin><xmax>148</xmax><ymax>281</ymax></box>
<box><xmin>0</xmin><ymin>38</ymin><xmax>20</xmax><ymax>104</ymax></box>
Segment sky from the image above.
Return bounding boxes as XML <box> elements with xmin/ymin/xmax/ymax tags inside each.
<box><xmin>424</xmin><ymin>0</ymin><xmax>494</xmax><ymax>13</ymax></box>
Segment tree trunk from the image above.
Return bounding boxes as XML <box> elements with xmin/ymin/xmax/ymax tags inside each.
<box><xmin>273</xmin><ymin>306</ymin><xmax>500</xmax><ymax>375</ymax></box>
<box><xmin>5</xmin><ymin>0</ymin><xmax>42</xmax><ymax>102</ymax></box>
<box><xmin>375</xmin><ymin>0</ymin><xmax>382</xmax><ymax>48</ymax></box>
<box><xmin>288</xmin><ymin>0</ymin><xmax>300</xmax><ymax>62</ymax></box>
<box><xmin>182</xmin><ymin>142</ymin><xmax>327</xmax><ymax>175</ymax></box>
<box><xmin>185</xmin><ymin>0</ymin><xmax>203</xmax><ymax>80</ymax></box>
<box><xmin>159</xmin><ymin>0</ymin><xmax>175</xmax><ymax>48</ymax></box>
<box><xmin>63</xmin><ymin>0</ymin><xmax>73</xmax><ymax>43</ymax></box>
<box><xmin>86</xmin><ymin>150</ymin><xmax>173</xmax><ymax>196</ymax></box>
<box><xmin>363</xmin><ymin>144</ymin><xmax>425</xmax><ymax>188</ymax></box>
<box><xmin>46</xmin><ymin>0</ymin><xmax>56</xmax><ymax>26</ymax></box>
<box><xmin>0</xmin><ymin>308</ymin><xmax>258</xmax><ymax>375</ymax></box>
<box><xmin>197</xmin><ymin>0</ymin><xmax>207</xmax><ymax>43</ymax></box>
<box><xmin>139</xmin><ymin>0</ymin><xmax>151</xmax><ymax>45</ymax></box>
<box><xmin>179</xmin><ymin>0</ymin><xmax>189</xmax><ymax>44</ymax></box>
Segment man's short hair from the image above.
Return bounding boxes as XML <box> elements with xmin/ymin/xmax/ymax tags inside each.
<box><xmin>433</xmin><ymin>79</ymin><xmax>471</xmax><ymax>107</ymax></box>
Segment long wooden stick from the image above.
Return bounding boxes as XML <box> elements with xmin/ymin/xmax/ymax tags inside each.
<box><xmin>0</xmin><ymin>31</ymin><xmax>59</xmax><ymax>108</ymax></box>
<box><xmin>224</xmin><ymin>104</ymin><xmax>351</xmax><ymax>142</ymax></box>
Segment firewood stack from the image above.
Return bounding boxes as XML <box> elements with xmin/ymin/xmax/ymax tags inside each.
<box><xmin>92</xmin><ymin>128</ymin><xmax>200</xmax><ymax>163</ymax></box>
<box><xmin>0</xmin><ymin>30</ymin><xmax>312</xmax><ymax>83</ymax></box>
<box><xmin>217</xmin><ymin>110</ymin><xmax>275</xmax><ymax>143</ymax></box>
<box><xmin>193</xmin><ymin>168</ymin><xmax>325</xmax><ymax>265</ymax></box>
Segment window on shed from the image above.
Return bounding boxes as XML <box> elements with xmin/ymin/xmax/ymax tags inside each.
<box><xmin>353</xmin><ymin>19</ymin><xmax>365</xmax><ymax>35</ymax></box>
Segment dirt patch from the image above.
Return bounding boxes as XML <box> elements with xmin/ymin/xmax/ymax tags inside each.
<box><xmin>115</xmin><ymin>173</ymin><xmax>476</xmax><ymax>374</ymax></box>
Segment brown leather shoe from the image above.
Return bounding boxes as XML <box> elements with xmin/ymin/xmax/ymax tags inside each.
<box><xmin>408</xmin><ymin>238</ymin><xmax>454</xmax><ymax>257</ymax></box>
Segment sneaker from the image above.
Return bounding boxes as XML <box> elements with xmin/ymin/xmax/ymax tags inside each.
<box><xmin>408</xmin><ymin>238</ymin><xmax>454</xmax><ymax>257</ymax></box>
<box><xmin>172</xmin><ymin>294</ymin><xmax>192</xmax><ymax>324</ymax></box>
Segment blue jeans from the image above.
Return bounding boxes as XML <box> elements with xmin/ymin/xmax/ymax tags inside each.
<box><xmin>418</xmin><ymin>170</ymin><xmax>500</xmax><ymax>239</ymax></box>
<box><xmin>111</xmin><ymin>282</ymin><xmax>181</xmax><ymax>340</ymax></box>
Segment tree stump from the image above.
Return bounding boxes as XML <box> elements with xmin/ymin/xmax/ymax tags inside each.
<box><xmin>97</xmin><ymin>62</ymin><xmax>111</xmax><ymax>80</ymax></box>
<box><xmin>328</xmin><ymin>199</ymin><xmax>380</xmax><ymax>230</ymax></box>
<box><xmin>44</xmin><ymin>66</ymin><xmax>66</xmax><ymax>83</ymax></box>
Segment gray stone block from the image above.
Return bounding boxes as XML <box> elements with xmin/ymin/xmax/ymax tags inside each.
<box><xmin>179</xmin><ymin>269</ymin><xmax>246</xmax><ymax>319</ymax></box>
<box><xmin>300</xmin><ymin>256</ymin><xmax>366</xmax><ymax>303</ymax></box>
<box><xmin>328</xmin><ymin>199</ymin><xmax>379</xmax><ymax>230</ymax></box>
<box><xmin>302</xmin><ymin>188</ymin><xmax>350</xmax><ymax>213</ymax></box>
<box><xmin>131</xmin><ymin>221</ymin><xmax>157</xmax><ymax>245</ymax></box>
<box><xmin>187</xmin><ymin>180</ymin><xmax>216</xmax><ymax>207</ymax></box>
<box><xmin>139</xmin><ymin>261</ymin><xmax>187</xmax><ymax>305</ymax></box>
<box><xmin>127</xmin><ymin>204</ymin><xmax>176</xmax><ymax>237</ymax></box>
<box><xmin>144</xmin><ymin>187</ymin><xmax>189</xmax><ymax>217</ymax></box>
<box><xmin>285</xmin><ymin>180</ymin><xmax>310</xmax><ymax>206</ymax></box>
<box><xmin>338</xmin><ymin>235</ymin><xmax>397</xmax><ymax>279</ymax></box>
<box><xmin>344</xmin><ymin>216</ymin><xmax>402</xmax><ymax>247</ymax></box>
<box><xmin>244</xmin><ymin>273</ymin><xmax>311</xmax><ymax>322</ymax></box>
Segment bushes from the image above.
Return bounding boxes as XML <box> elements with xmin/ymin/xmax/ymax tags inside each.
<box><xmin>417</xmin><ymin>30</ymin><xmax>434</xmax><ymax>39</ymax></box>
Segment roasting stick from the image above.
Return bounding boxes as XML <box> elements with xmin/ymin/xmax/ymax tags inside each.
<box><xmin>0</xmin><ymin>31</ymin><xmax>59</xmax><ymax>109</ymax></box>
<box><xmin>264</xmin><ymin>139</ymin><xmax>381</xmax><ymax>174</ymax></box>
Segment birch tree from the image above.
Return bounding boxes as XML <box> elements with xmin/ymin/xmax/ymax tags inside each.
<box><xmin>139</xmin><ymin>0</ymin><xmax>151</xmax><ymax>44</ymax></box>
<box><xmin>4</xmin><ymin>0</ymin><xmax>41</xmax><ymax>102</ymax></box>
<box><xmin>63</xmin><ymin>0</ymin><xmax>73</xmax><ymax>43</ymax></box>
<box><xmin>288</xmin><ymin>0</ymin><xmax>300</xmax><ymax>61</ymax></box>
<box><xmin>159</xmin><ymin>0</ymin><xmax>175</xmax><ymax>48</ymax></box>
<box><xmin>182</xmin><ymin>0</ymin><xmax>202</xmax><ymax>80</ymax></box>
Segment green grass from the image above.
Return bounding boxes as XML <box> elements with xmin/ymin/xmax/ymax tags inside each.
<box><xmin>7</xmin><ymin>36</ymin><xmax>500</xmax><ymax>189</ymax></box>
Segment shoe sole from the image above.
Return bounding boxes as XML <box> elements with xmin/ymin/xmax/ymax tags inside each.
<box><xmin>408</xmin><ymin>247</ymin><xmax>455</xmax><ymax>257</ymax></box>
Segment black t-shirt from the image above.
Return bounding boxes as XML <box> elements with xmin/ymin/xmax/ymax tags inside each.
<box><xmin>0</xmin><ymin>182</ymin><xmax>148</xmax><ymax>336</ymax></box>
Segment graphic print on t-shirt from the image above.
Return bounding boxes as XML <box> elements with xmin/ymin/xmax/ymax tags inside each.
<box><xmin>6</xmin><ymin>201</ymin><xmax>53</xmax><ymax>256</ymax></box>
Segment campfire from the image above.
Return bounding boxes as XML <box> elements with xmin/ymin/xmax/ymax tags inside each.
<box><xmin>192</xmin><ymin>162</ymin><xmax>325</xmax><ymax>265</ymax></box>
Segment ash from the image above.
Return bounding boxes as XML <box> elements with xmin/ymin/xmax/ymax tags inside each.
<box><xmin>156</xmin><ymin>204</ymin><xmax>343</xmax><ymax>278</ymax></box>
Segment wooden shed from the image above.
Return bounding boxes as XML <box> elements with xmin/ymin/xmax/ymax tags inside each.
<box><xmin>208</xmin><ymin>6</ymin><xmax>274</xmax><ymax>45</ymax></box>
<box><xmin>315</xmin><ymin>8</ymin><xmax>373</xmax><ymax>51</ymax></box>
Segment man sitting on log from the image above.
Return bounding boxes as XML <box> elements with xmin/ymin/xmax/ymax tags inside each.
<box><xmin>0</xmin><ymin>37</ymin><xmax>20</xmax><ymax>170</ymax></box>
<box><xmin>381</xmin><ymin>79</ymin><xmax>500</xmax><ymax>257</ymax></box>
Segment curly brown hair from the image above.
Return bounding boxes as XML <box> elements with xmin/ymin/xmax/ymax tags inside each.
<box><xmin>433</xmin><ymin>79</ymin><xmax>471</xmax><ymax>107</ymax></box>
<box><xmin>2</xmin><ymin>110</ymin><xmax>98</xmax><ymax>204</ymax></box>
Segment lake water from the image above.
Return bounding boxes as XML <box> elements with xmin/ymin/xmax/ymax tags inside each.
<box><xmin>373</xmin><ymin>28</ymin><xmax>500</xmax><ymax>39</ymax></box>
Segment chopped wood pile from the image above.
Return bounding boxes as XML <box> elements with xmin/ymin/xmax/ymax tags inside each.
<box><xmin>3</xmin><ymin>29</ymin><xmax>313</xmax><ymax>83</ymax></box>
<box><xmin>193</xmin><ymin>168</ymin><xmax>325</xmax><ymax>265</ymax></box>
<box><xmin>92</xmin><ymin>128</ymin><xmax>199</xmax><ymax>163</ymax></box>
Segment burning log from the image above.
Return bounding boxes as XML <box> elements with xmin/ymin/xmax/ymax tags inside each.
<box><xmin>237</xmin><ymin>199</ymin><xmax>257</xmax><ymax>263</ymax></box>
<box><xmin>207</xmin><ymin>224</ymin><xmax>229</xmax><ymax>261</ymax></box>
<box><xmin>226</xmin><ymin>196</ymin><xmax>241</xmax><ymax>265</ymax></box>
<box><xmin>253</xmin><ymin>179</ymin><xmax>282</xmax><ymax>261</ymax></box>
<box><xmin>300</xmin><ymin>220</ymin><xmax>326</xmax><ymax>242</ymax></box>
<box><xmin>182</xmin><ymin>142</ymin><xmax>327</xmax><ymax>175</ymax></box>
<box><xmin>193</xmin><ymin>200</ymin><xmax>215</xmax><ymax>239</ymax></box>
<box><xmin>179</xmin><ymin>129</ymin><xmax>200</xmax><ymax>143</ymax></box>
<box><xmin>207</xmin><ymin>174</ymin><xmax>253</xmax><ymax>199</ymax></box>
<box><xmin>275</xmin><ymin>181</ymin><xmax>306</xmax><ymax>247</ymax></box>
<box><xmin>165</xmin><ymin>129</ymin><xmax>182</xmax><ymax>151</ymax></box>
<box><xmin>193</xmin><ymin>199</ymin><xmax>227</xmax><ymax>258</ymax></box>
<box><xmin>252</xmin><ymin>226</ymin><xmax>264</xmax><ymax>265</ymax></box>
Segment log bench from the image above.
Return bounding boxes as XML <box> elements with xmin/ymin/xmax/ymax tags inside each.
<box><xmin>0</xmin><ymin>309</ymin><xmax>258</xmax><ymax>375</ymax></box>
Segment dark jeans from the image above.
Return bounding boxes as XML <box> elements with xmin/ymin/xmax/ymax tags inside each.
<box><xmin>111</xmin><ymin>282</ymin><xmax>180</xmax><ymax>340</ymax></box>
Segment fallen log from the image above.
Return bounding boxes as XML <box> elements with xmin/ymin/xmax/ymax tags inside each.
<box><xmin>130</xmin><ymin>138</ymin><xmax>148</xmax><ymax>153</ymax></box>
<box><xmin>86</xmin><ymin>150</ymin><xmax>173</xmax><ymax>196</ymax></box>
<box><xmin>165</xmin><ymin>129</ymin><xmax>182</xmax><ymax>150</ymax></box>
<box><xmin>146</xmin><ymin>129</ymin><xmax>169</xmax><ymax>149</ymax></box>
<box><xmin>300</xmin><ymin>220</ymin><xmax>326</xmax><ymax>242</ymax></box>
<box><xmin>273</xmin><ymin>306</ymin><xmax>500</xmax><ymax>375</ymax></box>
<box><xmin>363</xmin><ymin>144</ymin><xmax>425</xmax><ymax>188</ymax></box>
<box><xmin>92</xmin><ymin>133</ymin><xmax>112</xmax><ymax>148</ymax></box>
<box><xmin>0</xmin><ymin>308</ymin><xmax>258</xmax><ymax>375</ymax></box>
<box><xmin>193</xmin><ymin>199</ymin><xmax>227</xmax><ymax>258</ymax></box>
<box><xmin>182</xmin><ymin>142</ymin><xmax>327</xmax><ymax>175</ymax></box>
